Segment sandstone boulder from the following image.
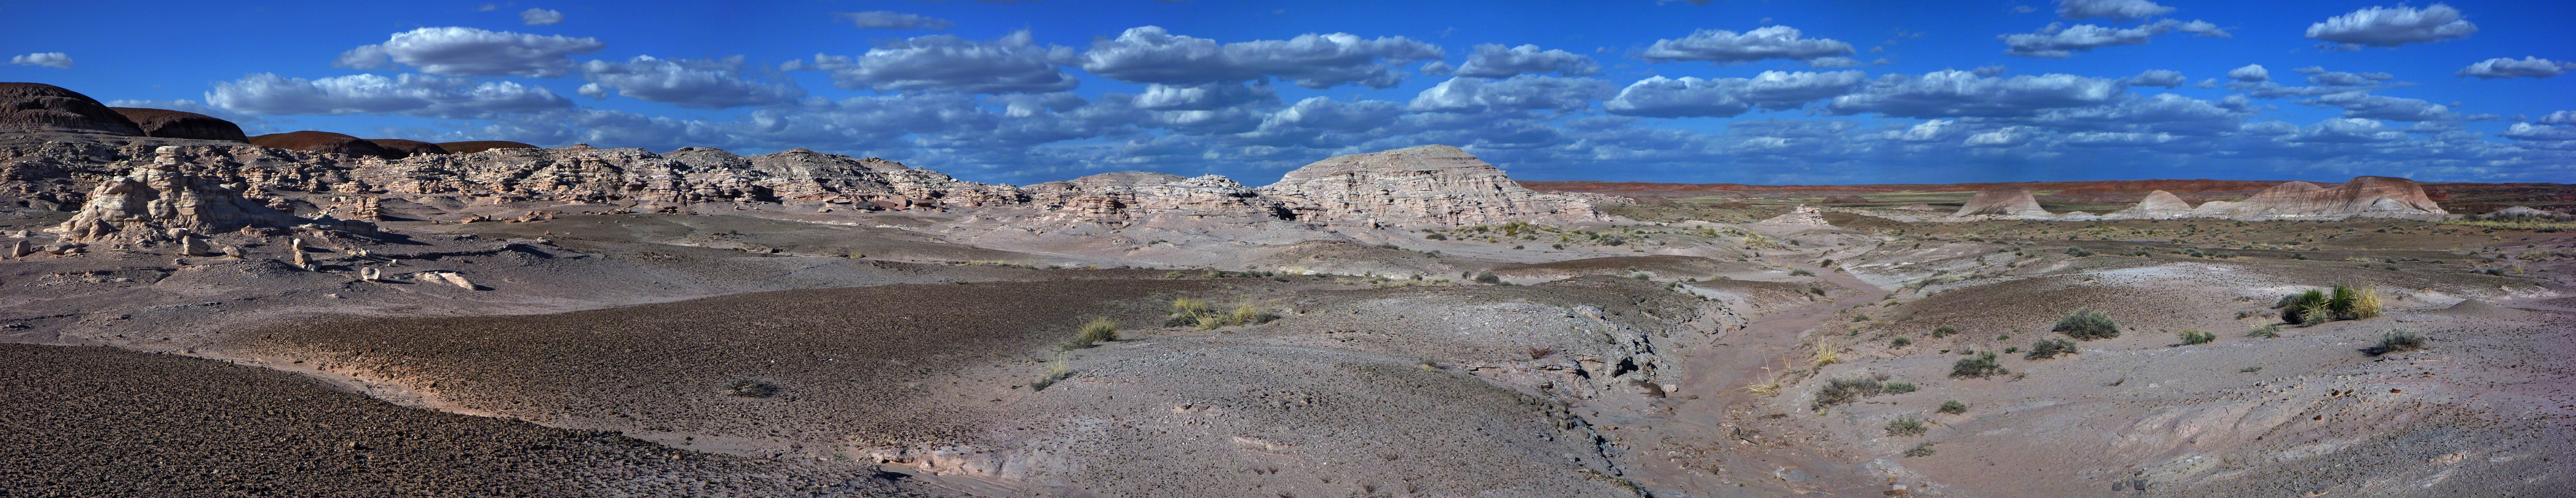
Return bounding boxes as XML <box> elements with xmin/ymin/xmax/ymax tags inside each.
<box><xmin>248</xmin><ymin>132</ymin><xmax>399</xmax><ymax>159</ymax></box>
<box><xmin>50</xmin><ymin>146</ymin><xmax>298</xmax><ymax>244</ymax></box>
<box><xmin>109</xmin><ymin>108</ymin><xmax>248</xmax><ymax>141</ymax></box>
<box><xmin>1</xmin><ymin>82</ymin><xmax>143</xmax><ymax>135</ymax></box>
<box><xmin>1260</xmin><ymin>144</ymin><xmax>1602</xmax><ymax>227</ymax></box>
<box><xmin>1950</xmin><ymin>188</ymin><xmax>2050</xmax><ymax>218</ymax></box>
<box><xmin>435</xmin><ymin>140</ymin><xmax>541</xmax><ymax>154</ymax></box>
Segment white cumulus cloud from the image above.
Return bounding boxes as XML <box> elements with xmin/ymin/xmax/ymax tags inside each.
<box><xmin>1641</xmin><ymin>26</ymin><xmax>1855</xmax><ymax>65</ymax></box>
<box><xmin>208</xmin><ymin>73</ymin><xmax>574</xmax><ymax>118</ymax></box>
<box><xmin>1452</xmin><ymin>44</ymin><xmax>1600</xmax><ymax>78</ymax></box>
<box><xmin>802</xmin><ymin>30</ymin><xmax>1078</xmax><ymax>94</ymax></box>
<box><xmin>2456</xmin><ymin>57</ymin><xmax>2572</xmax><ymax>79</ymax></box>
<box><xmin>2305</xmin><ymin>4</ymin><xmax>2476</xmax><ymax>49</ymax></box>
<box><xmin>521</xmin><ymin>8</ymin><xmax>563</xmax><ymax>26</ymax></box>
<box><xmin>1080</xmin><ymin>26</ymin><xmax>1444</xmax><ymax>89</ymax></box>
<box><xmin>8</xmin><ymin>52</ymin><xmax>72</xmax><ymax>68</ymax></box>
<box><xmin>577</xmin><ymin>55</ymin><xmax>804</xmax><ymax>109</ymax></box>
<box><xmin>334</xmin><ymin>27</ymin><xmax>604</xmax><ymax>77</ymax></box>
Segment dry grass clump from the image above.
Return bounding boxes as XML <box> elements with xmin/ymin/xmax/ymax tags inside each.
<box><xmin>2024</xmin><ymin>338</ymin><xmax>2077</xmax><ymax>360</ymax></box>
<box><xmin>1903</xmin><ymin>442</ymin><xmax>1938</xmax><ymax>457</ymax></box>
<box><xmin>2369</xmin><ymin>330</ymin><xmax>2426</xmax><ymax>356</ymax></box>
<box><xmin>1030</xmin><ymin>355</ymin><xmax>1072</xmax><ymax>391</ymax></box>
<box><xmin>1165</xmin><ymin>298</ymin><xmax>1279</xmax><ymax>330</ymax></box>
<box><xmin>1937</xmin><ymin>400</ymin><xmax>1968</xmax><ymax>414</ymax></box>
<box><xmin>1950</xmin><ymin>352</ymin><xmax>2007</xmax><ymax>379</ymax></box>
<box><xmin>2053</xmin><ymin>307</ymin><xmax>2119</xmax><ymax>340</ymax></box>
<box><xmin>2178</xmin><ymin>329</ymin><xmax>2216</xmax><ymax>346</ymax></box>
<box><xmin>721</xmin><ymin>378</ymin><xmax>778</xmax><ymax>398</ymax></box>
<box><xmin>2248</xmin><ymin>323</ymin><xmax>2282</xmax><ymax>338</ymax></box>
<box><xmin>1930</xmin><ymin>326</ymin><xmax>1959</xmax><ymax>338</ymax></box>
<box><xmin>1078</xmin><ymin>318</ymin><xmax>1120</xmax><ymax>343</ymax></box>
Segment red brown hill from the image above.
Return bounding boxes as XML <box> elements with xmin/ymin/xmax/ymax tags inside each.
<box><xmin>437</xmin><ymin>140</ymin><xmax>541</xmax><ymax>154</ymax></box>
<box><xmin>109</xmin><ymin>108</ymin><xmax>247</xmax><ymax>142</ymax></box>
<box><xmin>247</xmin><ymin>131</ymin><xmax>398</xmax><ymax>159</ymax></box>
<box><xmin>1</xmin><ymin>82</ymin><xmax>143</xmax><ymax>136</ymax></box>
<box><xmin>368</xmin><ymin>138</ymin><xmax>449</xmax><ymax>157</ymax></box>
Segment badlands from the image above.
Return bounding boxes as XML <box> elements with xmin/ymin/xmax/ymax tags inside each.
<box><xmin>4</xmin><ymin>81</ymin><xmax>2575</xmax><ymax>497</ymax></box>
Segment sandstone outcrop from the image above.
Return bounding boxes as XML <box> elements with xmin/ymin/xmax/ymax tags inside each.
<box><xmin>367</xmin><ymin>139</ymin><xmax>449</xmax><ymax>157</ymax></box>
<box><xmin>1</xmin><ymin>83</ymin><xmax>144</xmax><ymax>136</ymax></box>
<box><xmin>434</xmin><ymin>141</ymin><xmax>540</xmax><ymax>154</ymax></box>
<box><xmin>2189</xmin><ymin>176</ymin><xmax>2448</xmax><ymax>220</ymax></box>
<box><xmin>49</xmin><ymin>146</ymin><xmax>299</xmax><ymax>244</ymax></box>
<box><xmin>1028</xmin><ymin>172</ymin><xmax>1285</xmax><ymax>224</ymax></box>
<box><xmin>1260</xmin><ymin>144</ymin><xmax>1602</xmax><ymax>227</ymax></box>
<box><xmin>109</xmin><ymin>108</ymin><xmax>247</xmax><ymax>142</ymax></box>
<box><xmin>2105</xmin><ymin>190</ymin><xmax>2194</xmax><ymax>219</ymax></box>
<box><xmin>1949</xmin><ymin>188</ymin><xmax>2050</xmax><ymax>218</ymax></box>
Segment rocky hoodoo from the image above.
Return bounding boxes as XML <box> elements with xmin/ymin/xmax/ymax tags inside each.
<box><xmin>49</xmin><ymin>146</ymin><xmax>299</xmax><ymax>244</ymax></box>
<box><xmin>1949</xmin><ymin>187</ymin><xmax>2051</xmax><ymax>218</ymax></box>
<box><xmin>366</xmin><ymin>139</ymin><xmax>449</xmax><ymax>157</ymax></box>
<box><xmin>2190</xmin><ymin>176</ymin><xmax>2449</xmax><ymax>220</ymax></box>
<box><xmin>1</xmin><ymin>83</ymin><xmax>144</xmax><ymax>136</ymax></box>
<box><xmin>248</xmin><ymin>132</ymin><xmax>400</xmax><ymax>159</ymax></box>
<box><xmin>1259</xmin><ymin>144</ymin><xmax>1603</xmax><ymax>227</ymax></box>
<box><xmin>434</xmin><ymin>141</ymin><xmax>540</xmax><ymax>154</ymax></box>
<box><xmin>109</xmin><ymin>108</ymin><xmax>248</xmax><ymax>142</ymax></box>
<box><xmin>2106</xmin><ymin>190</ymin><xmax>2194</xmax><ymax>219</ymax></box>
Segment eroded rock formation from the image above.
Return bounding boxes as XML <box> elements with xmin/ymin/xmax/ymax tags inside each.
<box><xmin>367</xmin><ymin>139</ymin><xmax>449</xmax><ymax>157</ymax></box>
<box><xmin>2189</xmin><ymin>176</ymin><xmax>2448</xmax><ymax>220</ymax></box>
<box><xmin>248</xmin><ymin>132</ymin><xmax>398</xmax><ymax>159</ymax></box>
<box><xmin>1</xmin><ymin>83</ymin><xmax>143</xmax><ymax>136</ymax></box>
<box><xmin>434</xmin><ymin>141</ymin><xmax>540</xmax><ymax>154</ymax></box>
<box><xmin>2106</xmin><ymin>190</ymin><xmax>2194</xmax><ymax>219</ymax></box>
<box><xmin>50</xmin><ymin>146</ymin><xmax>298</xmax><ymax>243</ymax></box>
<box><xmin>1260</xmin><ymin>144</ymin><xmax>1603</xmax><ymax>227</ymax></box>
<box><xmin>110</xmin><ymin>108</ymin><xmax>247</xmax><ymax>142</ymax></box>
<box><xmin>1950</xmin><ymin>188</ymin><xmax>2050</xmax><ymax>218</ymax></box>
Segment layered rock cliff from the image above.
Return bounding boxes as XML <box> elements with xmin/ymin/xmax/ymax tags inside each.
<box><xmin>2187</xmin><ymin>176</ymin><xmax>2448</xmax><ymax>220</ymax></box>
<box><xmin>1259</xmin><ymin>144</ymin><xmax>1603</xmax><ymax>227</ymax></box>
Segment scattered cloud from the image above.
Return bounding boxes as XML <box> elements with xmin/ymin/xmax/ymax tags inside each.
<box><xmin>2456</xmin><ymin>57</ymin><xmax>2572</xmax><ymax>79</ymax></box>
<box><xmin>2056</xmin><ymin>0</ymin><xmax>2174</xmax><ymax>21</ymax></box>
<box><xmin>834</xmin><ymin>11</ymin><xmax>955</xmax><ymax>30</ymax></box>
<box><xmin>1453</xmin><ymin>44</ymin><xmax>1600</xmax><ymax>78</ymax></box>
<box><xmin>2296</xmin><ymin>66</ymin><xmax>2393</xmax><ymax>86</ymax></box>
<box><xmin>1605</xmin><ymin>71</ymin><xmax>1867</xmax><ymax>118</ymax></box>
<box><xmin>2001</xmin><ymin>19</ymin><xmax>2226</xmax><ymax>58</ymax></box>
<box><xmin>2537</xmin><ymin>111</ymin><xmax>2576</xmax><ymax>125</ymax></box>
<box><xmin>1640</xmin><ymin>26</ymin><xmax>1855</xmax><ymax>65</ymax></box>
<box><xmin>801</xmin><ymin>30</ymin><xmax>1078</xmax><ymax>94</ymax></box>
<box><xmin>1827</xmin><ymin>70</ymin><xmax>2124</xmax><ymax>118</ymax></box>
<box><xmin>2226</xmin><ymin>63</ymin><xmax>2268</xmax><ymax>82</ymax></box>
<box><xmin>577</xmin><ymin>55</ymin><xmax>804</xmax><ymax>109</ymax></box>
<box><xmin>2304</xmin><ymin>92</ymin><xmax>2452</xmax><ymax>121</ymax></box>
<box><xmin>1418</xmin><ymin>60</ymin><xmax>1454</xmax><ymax>76</ymax></box>
<box><xmin>1080</xmin><ymin>26</ymin><xmax>1443</xmax><ymax>89</ymax></box>
<box><xmin>2125</xmin><ymin>69</ymin><xmax>2186</xmax><ymax>87</ymax></box>
<box><xmin>1133</xmin><ymin>82</ymin><xmax>1278</xmax><ymax>111</ymax></box>
<box><xmin>208</xmin><ymin>73</ymin><xmax>574</xmax><ymax>118</ymax></box>
<box><xmin>334</xmin><ymin>27</ymin><xmax>605</xmax><ymax>77</ymax></box>
<box><xmin>7</xmin><ymin>52</ymin><xmax>71</xmax><ymax>68</ymax></box>
<box><xmin>2305</xmin><ymin>4</ymin><xmax>2476</xmax><ymax>49</ymax></box>
<box><xmin>1409</xmin><ymin>76</ymin><xmax>1615</xmax><ymax>114</ymax></box>
<box><xmin>521</xmin><ymin>8</ymin><xmax>563</xmax><ymax>26</ymax></box>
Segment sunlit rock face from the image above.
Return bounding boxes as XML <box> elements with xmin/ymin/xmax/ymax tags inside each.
<box><xmin>1260</xmin><ymin>144</ymin><xmax>1604</xmax><ymax>228</ymax></box>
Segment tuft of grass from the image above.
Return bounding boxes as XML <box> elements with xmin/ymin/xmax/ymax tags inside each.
<box><xmin>1030</xmin><ymin>356</ymin><xmax>1073</xmax><ymax>391</ymax></box>
<box><xmin>1950</xmin><ymin>352</ymin><xmax>2006</xmax><ymax>379</ymax></box>
<box><xmin>1166</xmin><ymin>298</ymin><xmax>1277</xmax><ymax>330</ymax></box>
<box><xmin>1930</xmin><ymin>326</ymin><xmax>1959</xmax><ymax>338</ymax></box>
<box><xmin>2369</xmin><ymin>330</ymin><xmax>2425</xmax><ymax>355</ymax></box>
<box><xmin>1166</xmin><ymin>298</ymin><xmax>1214</xmax><ymax>326</ymax></box>
<box><xmin>1078</xmin><ymin>318</ymin><xmax>1120</xmax><ymax>344</ymax></box>
<box><xmin>1812</xmin><ymin>347</ymin><xmax>1841</xmax><ymax>366</ymax></box>
<box><xmin>1890</xmin><ymin>337</ymin><xmax>1912</xmax><ymax>348</ymax></box>
<box><xmin>2025</xmin><ymin>338</ymin><xmax>2076</xmax><ymax>360</ymax></box>
<box><xmin>2178</xmin><ymin>329</ymin><xmax>2216</xmax><ymax>346</ymax></box>
<box><xmin>722</xmin><ymin>378</ymin><xmax>779</xmax><ymax>398</ymax></box>
<box><xmin>1790</xmin><ymin>268</ymin><xmax>1816</xmax><ymax>277</ymax></box>
<box><xmin>1937</xmin><ymin>400</ymin><xmax>1968</xmax><ymax>414</ymax></box>
<box><xmin>1811</xmin><ymin>376</ymin><xmax>1884</xmax><ymax>409</ymax></box>
<box><xmin>2282</xmin><ymin>290</ymin><xmax>2328</xmax><ymax>326</ymax></box>
<box><xmin>1883</xmin><ymin>381</ymin><xmax>1918</xmax><ymax>394</ymax></box>
<box><xmin>2248</xmin><ymin>323</ymin><xmax>2282</xmax><ymax>339</ymax></box>
<box><xmin>1903</xmin><ymin>442</ymin><xmax>1937</xmax><ymax>457</ymax></box>
<box><xmin>2053</xmin><ymin>307</ymin><xmax>2119</xmax><ymax>340</ymax></box>
<box><xmin>1885</xmin><ymin>415</ymin><xmax>1929</xmax><ymax>437</ymax></box>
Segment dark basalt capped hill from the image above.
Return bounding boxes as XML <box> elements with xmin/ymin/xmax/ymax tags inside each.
<box><xmin>368</xmin><ymin>138</ymin><xmax>450</xmax><ymax>157</ymax></box>
<box><xmin>1</xmin><ymin>82</ymin><xmax>144</xmax><ymax>136</ymax></box>
<box><xmin>109</xmin><ymin>107</ymin><xmax>248</xmax><ymax>142</ymax></box>
<box><xmin>248</xmin><ymin>131</ymin><xmax>398</xmax><ymax>159</ymax></box>
<box><xmin>436</xmin><ymin>140</ymin><xmax>541</xmax><ymax>154</ymax></box>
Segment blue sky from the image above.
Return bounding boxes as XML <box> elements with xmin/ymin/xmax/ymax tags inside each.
<box><xmin>4</xmin><ymin>0</ymin><xmax>2572</xmax><ymax>185</ymax></box>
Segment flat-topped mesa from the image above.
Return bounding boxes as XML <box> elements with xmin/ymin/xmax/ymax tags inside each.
<box><xmin>1950</xmin><ymin>188</ymin><xmax>2051</xmax><ymax>218</ymax></box>
<box><xmin>51</xmin><ymin>146</ymin><xmax>300</xmax><ymax>244</ymax></box>
<box><xmin>2106</xmin><ymin>190</ymin><xmax>2194</xmax><ymax>219</ymax></box>
<box><xmin>1258</xmin><ymin>144</ymin><xmax>1603</xmax><ymax>228</ymax></box>
<box><xmin>2191</xmin><ymin>176</ymin><xmax>2448</xmax><ymax>220</ymax></box>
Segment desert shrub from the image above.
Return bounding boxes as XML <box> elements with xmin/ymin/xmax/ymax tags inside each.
<box><xmin>2003</xmin><ymin>346</ymin><xmax>2018</xmax><ymax>354</ymax></box>
<box><xmin>2331</xmin><ymin>284</ymin><xmax>2382</xmax><ymax>320</ymax></box>
<box><xmin>1809</xmin><ymin>287</ymin><xmax>1827</xmax><ymax>296</ymax></box>
<box><xmin>1903</xmin><ymin>442</ymin><xmax>1938</xmax><ymax>457</ymax></box>
<box><xmin>1930</xmin><ymin>326</ymin><xmax>1959</xmax><ymax>338</ymax></box>
<box><xmin>1890</xmin><ymin>337</ymin><xmax>1912</xmax><ymax>348</ymax></box>
<box><xmin>1811</xmin><ymin>376</ymin><xmax>1883</xmax><ymax>409</ymax></box>
<box><xmin>1474</xmin><ymin>272</ymin><xmax>1501</xmax><ymax>284</ymax></box>
<box><xmin>721</xmin><ymin>378</ymin><xmax>778</xmax><ymax>398</ymax></box>
<box><xmin>1950</xmin><ymin>352</ymin><xmax>2006</xmax><ymax>378</ymax></box>
<box><xmin>1852</xmin><ymin>314</ymin><xmax>1870</xmax><ymax>322</ymax></box>
<box><xmin>2178</xmin><ymin>329</ymin><xmax>2215</xmax><ymax>346</ymax></box>
<box><xmin>1166</xmin><ymin>298</ymin><xmax>1214</xmax><ymax>326</ymax></box>
<box><xmin>1883</xmin><ymin>381</ymin><xmax>1918</xmax><ymax>394</ymax></box>
<box><xmin>1425</xmin><ymin>233</ymin><xmax>1448</xmax><ymax>240</ymax></box>
<box><xmin>2249</xmin><ymin>323</ymin><xmax>2282</xmax><ymax>338</ymax></box>
<box><xmin>1937</xmin><ymin>400</ymin><xmax>1968</xmax><ymax>414</ymax></box>
<box><xmin>1886</xmin><ymin>415</ymin><xmax>1929</xmax><ymax>437</ymax></box>
<box><xmin>2025</xmin><ymin>338</ymin><xmax>2076</xmax><ymax>360</ymax></box>
<box><xmin>1790</xmin><ymin>268</ymin><xmax>1815</xmax><ymax>277</ymax></box>
<box><xmin>2052</xmin><ymin>307</ymin><xmax>2120</xmax><ymax>340</ymax></box>
<box><xmin>2371</xmin><ymin>330</ymin><xmax>2425</xmax><ymax>355</ymax></box>
<box><xmin>2280</xmin><ymin>290</ymin><xmax>2326</xmax><ymax>325</ymax></box>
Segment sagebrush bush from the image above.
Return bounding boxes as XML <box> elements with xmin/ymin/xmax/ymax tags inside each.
<box><xmin>1937</xmin><ymin>400</ymin><xmax>1968</xmax><ymax>414</ymax></box>
<box><xmin>1951</xmin><ymin>352</ymin><xmax>2006</xmax><ymax>378</ymax></box>
<box><xmin>2371</xmin><ymin>330</ymin><xmax>2426</xmax><ymax>355</ymax></box>
<box><xmin>2178</xmin><ymin>329</ymin><xmax>2215</xmax><ymax>346</ymax></box>
<box><xmin>1791</xmin><ymin>268</ymin><xmax>1816</xmax><ymax>277</ymax></box>
<box><xmin>1931</xmin><ymin>326</ymin><xmax>1958</xmax><ymax>338</ymax></box>
<box><xmin>1890</xmin><ymin>337</ymin><xmax>1912</xmax><ymax>348</ymax></box>
<box><xmin>2248</xmin><ymin>323</ymin><xmax>2282</xmax><ymax>338</ymax></box>
<box><xmin>1886</xmin><ymin>415</ymin><xmax>1929</xmax><ymax>437</ymax></box>
<box><xmin>1883</xmin><ymin>381</ymin><xmax>1918</xmax><ymax>394</ymax></box>
<box><xmin>1811</xmin><ymin>376</ymin><xmax>1883</xmax><ymax>409</ymax></box>
<box><xmin>2053</xmin><ymin>308</ymin><xmax>2119</xmax><ymax>340</ymax></box>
